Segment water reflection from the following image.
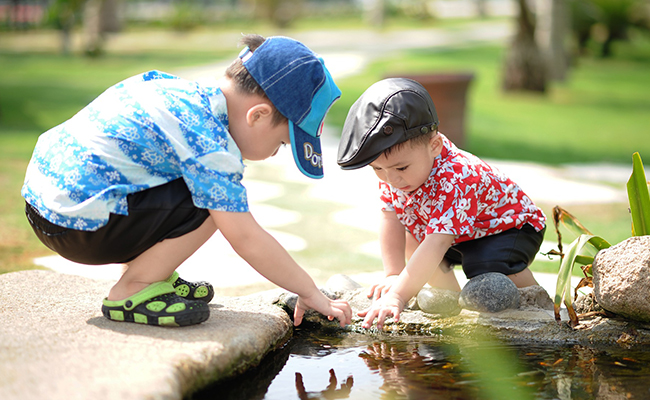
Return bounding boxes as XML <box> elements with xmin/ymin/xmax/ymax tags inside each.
<box><xmin>360</xmin><ymin>341</ymin><xmax>471</xmax><ymax>399</ymax></box>
<box><xmin>295</xmin><ymin>369</ymin><xmax>353</xmax><ymax>399</ymax></box>
<box><xmin>190</xmin><ymin>331</ymin><xmax>650</xmax><ymax>400</ymax></box>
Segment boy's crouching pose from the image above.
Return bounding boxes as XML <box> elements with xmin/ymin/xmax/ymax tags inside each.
<box><xmin>22</xmin><ymin>34</ymin><xmax>352</xmax><ymax>328</ymax></box>
<box><xmin>337</xmin><ymin>78</ymin><xmax>546</xmax><ymax>329</ymax></box>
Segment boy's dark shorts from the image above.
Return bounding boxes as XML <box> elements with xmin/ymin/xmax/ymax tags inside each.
<box><xmin>444</xmin><ymin>224</ymin><xmax>545</xmax><ymax>279</ymax></box>
<box><xmin>25</xmin><ymin>178</ymin><xmax>210</xmax><ymax>265</ymax></box>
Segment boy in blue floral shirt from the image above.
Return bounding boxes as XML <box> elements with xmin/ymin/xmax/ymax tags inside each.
<box><xmin>22</xmin><ymin>34</ymin><xmax>352</xmax><ymax>328</ymax></box>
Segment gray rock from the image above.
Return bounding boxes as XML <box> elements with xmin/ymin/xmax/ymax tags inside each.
<box><xmin>518</xmin><ymin>285</ymin><xmax>554</xmax><ymax>310</ymax></box>
<box><xmin>459</xmin><ymin>272</ymin><xmax>519</xmax><ymax>313</ymax></box>
<box><xmin>593</xmin><ymin>236</ymin><xmax>650</xmax><ymax>322</ymax></box>
<box><xmin>574</xmin><ymin>293</ymin><xmax>604</xmax><ymax>314</ymax></box>
<box><xmin>0</xmin><ymin>270</ymin><xmax>292</xmax><ymax>400</ymax></box>
<box><xmin>415</xmin><ymin>287</ymin><xmax>461</xmax><ymax>316</ymax></box>
<box><xmin>274</xmin><ymin>287</ymin><xmax>344</xmax><ymax>327</ymax></box>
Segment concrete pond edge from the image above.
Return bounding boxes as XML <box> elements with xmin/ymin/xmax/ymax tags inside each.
<box><xmin>4</xmin><ymin>270</ymin><xmax>650</xmax><ymax>400</ymax></box>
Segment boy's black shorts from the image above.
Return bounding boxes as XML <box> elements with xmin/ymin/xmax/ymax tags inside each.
<box><xmin>444</xmin><ymin>223</ymin><xmax>545</xmax><ymax>279</ymax></box>
<box><xmin>25</xmin><ymin>178</ymin><xmax>210</xmax><ymax>265</ymax></box>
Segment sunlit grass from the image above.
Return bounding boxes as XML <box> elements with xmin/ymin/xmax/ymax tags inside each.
<box><xmin>331</xmin><ymin>37</ymin><xmax>650</xmax><ymax>165</ymax></box>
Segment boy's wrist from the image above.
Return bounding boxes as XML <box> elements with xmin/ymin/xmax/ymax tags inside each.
<box><xmin>297</xmin><ymin>284</ymin><xmax>322</xmax><ymax>300</ymax></box>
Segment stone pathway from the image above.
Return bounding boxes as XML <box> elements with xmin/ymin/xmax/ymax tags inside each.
<box><xmin>0</xmin><ymin>270</ymin><xmax>292</xmax><ymax>400</ymax></box>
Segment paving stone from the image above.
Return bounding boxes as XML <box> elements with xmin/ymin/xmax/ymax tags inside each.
<box><xmin>0</xmin><ymin>270</ymin><xmax>292</xmax><ymax>400</ymax></box>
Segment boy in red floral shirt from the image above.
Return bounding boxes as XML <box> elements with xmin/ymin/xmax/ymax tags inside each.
<box><xmin>337</xmin><ymin>78</ymin><xmax>546</xmax><ymax>329</ymax></box>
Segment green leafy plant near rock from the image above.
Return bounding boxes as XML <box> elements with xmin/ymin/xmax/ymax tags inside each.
<box><xmin>552</xmin><ymin>152</ymin><xmax>650</xmax><ymax>327</ymax></box>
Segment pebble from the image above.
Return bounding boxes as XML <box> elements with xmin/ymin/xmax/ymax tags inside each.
<box><xmin>416</xmin><ymin>287</ymin><xmax>461</xmax><ymax>316</ymax></box>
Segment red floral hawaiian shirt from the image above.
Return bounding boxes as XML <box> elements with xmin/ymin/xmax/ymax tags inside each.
<box><xmin>379</xmin><ymin>134</ymin><xmax>546</xmax><ymax>244</ymax></box>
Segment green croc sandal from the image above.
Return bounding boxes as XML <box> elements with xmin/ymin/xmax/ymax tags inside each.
<box><xmin>101</xmin><ymin>281</ymin><xmax>209</xmax><ymax>327</ymax></box>
<box><xmin>166</xmin><ymin>271</ymin><xmax>214</xmax><ymax>303</ymax></box>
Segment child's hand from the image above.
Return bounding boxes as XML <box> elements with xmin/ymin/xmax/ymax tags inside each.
<box><xmin>294</xmin><ymin>290</ymin><xmax>352</xmax><ymax>328</ymax></box>
<box><xmin>367</xmin><ymin>275</ymin><xmax>399</xmax><ymax>300</ymax></box>
<box><xmin>357</xmin><ymin>292</ymin><xmax>406</xmax><ymax>330</ymax></box>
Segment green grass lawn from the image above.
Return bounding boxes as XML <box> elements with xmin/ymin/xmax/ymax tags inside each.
<box><xmin>1</xmin><ymin>23</ymin><xmax>648</xmax><ymax>284</ymax></box>
<box><xmin>329</xmin><ymin>39</ymin><xmax>650</xmax><ymax>165</ymax></box>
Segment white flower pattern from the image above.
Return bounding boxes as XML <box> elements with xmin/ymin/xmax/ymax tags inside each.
<box><xmin>380</xmin><ymin>134</ymin><xmax>546</xmax><ymax>244</ymax></box>
<box><xmin>22</xmin><ymin>70</ymin><xmax>248</xmax><ymax>231</ymax></box>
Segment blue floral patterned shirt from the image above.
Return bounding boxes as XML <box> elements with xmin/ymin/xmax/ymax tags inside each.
<box><xmin>22</xmin><ymin>70</ymin><xmax>248</xmax><ymax>231</ymax></box>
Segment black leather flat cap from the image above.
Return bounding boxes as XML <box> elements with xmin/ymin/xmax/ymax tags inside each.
<box><xmin>337</xmin><ymin>78</ymin><xmax>439</xmax><ymax>170</ymax></box>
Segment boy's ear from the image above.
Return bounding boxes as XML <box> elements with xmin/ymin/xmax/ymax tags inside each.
<box><xmin>430</xmin><ymin>133</ymin><xmax>443</xmax><ymax>156</ymax></box>
<box><xmin>246</xmin><ymin>103</ymin><xmax>273</xmax><ymax>126</ymax></box>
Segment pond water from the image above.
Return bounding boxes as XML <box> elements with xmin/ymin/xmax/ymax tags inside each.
<box><xmin>191</xmin><ymin>329</ymin><xmax>650</xmax><ymax>400</ymax></box>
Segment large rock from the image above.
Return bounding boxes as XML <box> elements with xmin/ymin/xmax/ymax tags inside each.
<box><xmin>459</xmin><ymin>272</ymin><xmax>520</xmax><ymax>313</ymax></box>
<box><xmin>0</xmin><ymin>270</ymin><xmax>292</xmax><ymax>400</ymax></box>
<box><xmin>593</xmin><ymin>236</ymin><xmax>650</xmax><ymax>322</ymax></box>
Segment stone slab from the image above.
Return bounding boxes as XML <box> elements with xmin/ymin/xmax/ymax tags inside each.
<box><xmin>0</xmin><ymin>270</ymin><xmax>292</xmax><ymax>400</ymax></box>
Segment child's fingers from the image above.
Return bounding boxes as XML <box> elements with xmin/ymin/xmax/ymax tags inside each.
<box><xmin>362</xmin><ymin>307</ymin><xmax>380</xmax><ymax>329</ymax></box>
<box><xmin>334</xmin><ymin>301</ymin><xmax>352</xmax><ymax>325</ymax></box>
<box><xmin>332</xmin><ymin>301</ymin><xmax>352</xmax><ymax>326</ymax></box>
<box><xmin>376</xmin><ymin>308</ymin><xmax>391</xmax><ymax>330</ymax></box>
<box><xmin>391</xmin><ymin>307</ymin><xmax>401</xmax><ymax>324</ymax></box>
<box><xmin>367</xmin><ymin>284</ymin><xmax>379</xmax><ymax>299</ymax></box>
<box><xmin>293</xmin><ymin>306</ymin><xmax>305</xmax><ymax>326</ymax></box>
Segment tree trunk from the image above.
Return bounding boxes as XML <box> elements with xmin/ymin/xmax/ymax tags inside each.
<box><xmin>536</xmin><ymin>0</ymin><xmax>570</xmax><ymax>82</ymax></box>
<box><xmin>475</xmin><ymin>0</ymin><xmax>488</xmax><ymax>18</ymax></box>
<box><xmin>59</xmin><ymin>9</ymin><xmax>75</xmax><ymax>56</ymax></box>
<box><xmin>364</xmin><ymin>0</ymin><xmax>385</xmax><ymax>28</ymax></box>
<box><xmin>83</xmin><ymin>0</ymin><xmax>122</xmax><ymax>57</ymax></box>
<box><xmin>83</xmin><ymin>0</ymin><xmax>105</xmax><ymax>57</ymax></box>
<box><xmin>502</xmin><ymin>0</ymin><xmax>547</xmax><ymax>93</ymax></box>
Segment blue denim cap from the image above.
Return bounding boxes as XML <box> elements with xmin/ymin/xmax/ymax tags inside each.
<box><xmin>239</xmin><ymin>36</ymin><xmax>341</xmax><ymax>179</ymax></box>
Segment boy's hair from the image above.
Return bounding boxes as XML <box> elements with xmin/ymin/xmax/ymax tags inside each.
<box><xmin>382</xmin><ymin>130</ymin><xmax>437</xmax><ymax>159</ymax></box>
<box><xmin>225</xmin><ymin>34</ymin><xmax>287</xmax><ymax>127</ymax></box>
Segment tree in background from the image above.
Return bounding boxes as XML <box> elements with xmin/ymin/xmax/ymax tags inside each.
<box><xmin>502</xmin><ymin>0</ymin><xmax>547</xmax><ymax>92</ymax></box>
<box><xmin>46</xmin><ymin>0</ymin><xmax>85</xmax><ymax>55</ymax></box>
<box><xmin>590</xmin><ymin>0</ymin><xmax>648</xmax><ymax>57</ymax></box>
<box><xmin>244</xmin><ymin>0</ymin><xmax>304</xmax><ymax>28</ymax></box>
<box><xmin>45</xmin><ymin>0</ymin><xmax>122</xmax><ymax>56</ymax></box>
<box><xmin>570</xmin><ymin>0</ymin><xmax>650</xmax><ymax>58</ymax></box>
<box><xmin>83</xmin><ymin>0</ymin><xmax>123</xmax><ymax>57</ymax></box>
<box><xmin>536</xmin><ymin>0</ymin><xmax>571</xmax><ymax>82</ymax></box>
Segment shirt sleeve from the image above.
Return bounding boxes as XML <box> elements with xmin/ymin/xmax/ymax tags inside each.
<box><xmin>379</xmin><ymin>181</ymin><xmax>395</xmax><ymax>212</ymax></box>
<box><xmin>180</xmin><ymin>151</ymin><xmax>248</xmax><ymax>212</ymax></box>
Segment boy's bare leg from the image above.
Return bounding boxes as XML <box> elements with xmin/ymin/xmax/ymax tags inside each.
<box><xmin>405</xmin><ymin>232</ymin><xmax>461</xmax><ymax>292</ymax></box>
<box><xmin>426</xmin><ymin>258</ymin><xmax>461</xmax><ymax>292</ymax></box>
<box><xmin>107</xmin><ymin>217</ymin><xmax>217</xmax><ymax>301</ymax></box>
<box><xmin>404</xmin><ymin>231</ymin><xmax>419</xmax><ymax>261</ymax></box>
<box><xmin>507</xmin><ymin>267</ymin><xmax>539</xmax><ymax>288</ymax></box>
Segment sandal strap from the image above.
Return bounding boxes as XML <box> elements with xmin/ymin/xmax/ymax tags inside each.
<box><xmin>103</xmin><ymin>282</ymin><xmax>177</xmax><ymax>311</ymax></box>
<box><xmin>165</xmin><ymin>271</ymin><xmax>180</xmax><ymax>285</ymax></box>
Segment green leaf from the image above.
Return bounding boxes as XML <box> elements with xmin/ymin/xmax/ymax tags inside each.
<box><xmin>627</xmin><ymin>152</ymin><xmax>650</xmax><ymax>236</ymax></box>
<box><xmin>554</xmin><ymin>234</ymin><xmax>610</xmax><ymax>325</ymax></box>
